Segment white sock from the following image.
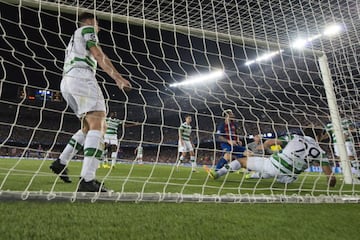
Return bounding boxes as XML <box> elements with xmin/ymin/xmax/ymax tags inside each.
<box><xmin>81</xmin><ymin>130</ymin><xmax>103</xmax><ymax>182</ymax></box>
<box><xmin>177</xmin><ymin>155</ymin><xmax>185</xmax><ymax>167</ymax></box>
<box><xmin>229</xmin><ymin>160</ymin><xmax>241</xmax><ymax>171</ymax></box>
<box><xmin>59</xmin><ymin>130</ymin><xmax>86</xmax><ymax>165</ymax></box>
<box><xmin>249</xmin><ymin>172</ymin><xmax>261</xmax><ymax>179</ymax></box>
<box><xmin>191</xmin><ymin>156</ymin><xmax>196</xmax><ymax>169</ymax></box>
<box><xmin>111</xmin><ymin>152</ymin><xmax>117</xmax><ymax>166</ymax></box>
<box><xmin>217</xmin><ymin>160</ymin><xmax>241</xmax><ymax>177</ymax></box>
<box><xmin>102</xmin><ymin>149</ymin><xmax>108</xmax><ymax>164</ymax></box>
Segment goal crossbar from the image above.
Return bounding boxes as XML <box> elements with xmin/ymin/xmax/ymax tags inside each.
<box><xmin>4</xmin><ymin>0</ymin><xmax>324</xmax><ymax>56</ymax></box>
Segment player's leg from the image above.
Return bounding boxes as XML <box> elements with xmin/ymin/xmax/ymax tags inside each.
<box><xmin>137</xmin><ymin>154</ymin><xmax>143</xmax><ymax>164</ymax></box>
<box><xmin>185</xmin><ymin>141</ymin><xmax>197</xmax><ymax>172</ymax></box>
<box><xmin>50</xmin><ymin>128</ymin><xmax>87</xmax><ymax>183</ymax></box>
<box><xmin>50</xmin><ymin>74</ymin><xmax>89</xmax><ymax>183</ymax></box>
<box><xmin>346</xmin><ymin>142</ymin><xmax>360</xmax><ymax>179</ymax></box>
<box><xmin>176</xmin><ymin>140</ymin><xmax>187</xmax><ymax>169</ymax></box>
<box><xmin>334</xmin><ymin>142</ymin><xmax>359</xmax><ymax>180</ymax></box>
<box><xmin>79</xmin><ymin>110</ymin><xmax>108</xmax><ymax>192</ymax></box>
<box><xmin>245</xmin><ymin>156</ymin><xmax>277</xmax><ymax>179</ymax></box>
<box><xmin>110</xmin><ymin>144</ymin><xmax>117</xmax><ymax>167</ymax></box>
<box><xmin>176</xmin><ymin>152</ymin><xmax>186</xmax><ymax>169</ymax></box>
<box><xmin>204</xmin><ymin>158</ymin><xmax>242</xmax><ymax>179</ymax></box>
<box><xmin>189</xmin><ymin>150</ymin><xmax>198</xmax><ymax>172</ymax></box>
<box><xmin>215</xmin><ymin>152</ymin><xmax>231</xmax><ymax>171</ymax></box>
<box><xmin>59</xmin><ymin>69</ymin><xmax>108</xmax><ymax>191</ymax></box>
<box><xmin>215</xmin><ymin>143</ymin><xmax>234</xmax><ymax>170</ymax></box>
<box><xmin>102</xmin><ymin>142</ymin><xmax>110</xmax><ymax>168</ymax></box>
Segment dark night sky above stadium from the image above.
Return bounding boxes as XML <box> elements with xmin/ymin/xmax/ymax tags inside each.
<box><xmin>1</xmin><ymin>1</ymin><xmax>281</xmax><ymax>123</ymax></box>
<box><xmin>0</xmin><ymin>2</ymin><xmax>252</xmax><ymax>99</ymax></box>
<box><xmin>2</xmin><ymin>0</ymin><xmax>358</xmax><ymax>124</ymax></box>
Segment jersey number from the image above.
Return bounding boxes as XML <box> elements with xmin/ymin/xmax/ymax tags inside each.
<box><xmin>294</xmin><ymin>139</ymin><xmax>321</xmax><ymax>159</ymax></box>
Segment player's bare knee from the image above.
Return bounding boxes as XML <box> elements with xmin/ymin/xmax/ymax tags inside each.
<box><xmin>223</xmin><ymin>152</ymin><xmax>231</xmax><ymax>161</ymax></box>
<box><xmin>239</xmin><ymin>157</ymin><xmax>247</xmax><ymax>168</ymax></box>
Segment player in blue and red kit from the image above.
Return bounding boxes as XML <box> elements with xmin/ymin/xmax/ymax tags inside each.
<box><xmin>215</xmin><ymin>109</ymin><xmax>247</xmax><ymax>170</ymax></box>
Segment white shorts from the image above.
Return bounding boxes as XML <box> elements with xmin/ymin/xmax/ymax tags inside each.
<box><xmin>333</xmin><ymin>141</ymin><xmax>356</xmax><ymax>157</ymax></box>
<box><xmin>246</xmin><ymin>156</ymin><xmax>297</xmax><ymax>184</ymax></box>
<box><xmin>136</xmin><ymin>154</ymin><xmax>143</xmax><ymax>159</ymax></box>
<box><xmin>178</xmin><ymin>140</ymin><xmax>194</xmax><ymax>153</ymax></box>
<box><xmin>104</xmin><ymin>134</ymin><xmax>118</xmax><ymax>146</ymax></box>
<box><xmin>61</xmin><ymin>68</ymin><xmax>106</xmax><ymax>118</ymax></box>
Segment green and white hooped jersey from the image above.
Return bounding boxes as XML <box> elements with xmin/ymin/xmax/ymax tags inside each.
<box><xmin>325</xmin><ymin>119</ymin><xmax>355</xmax><ymax>143</ymax></box>
<box><xmin>137</xmin><ymin>146</ymin><xmax>143</xmax><ymax>155</ymax></box>
<box><xmin>179</xmin><ymin>122</ymin><xmax>192</xmax><ymax>141</ymax></box>
<box><xmin>271</xmin><ymin>134</ymin><xmax>329</xmax><ymax>176</ymax></box>
<box><xmin>63</xmin><ymin>26</ymin><xmax>98</xmax><ymax>74</ymax></box>
<box><xmin>105</xmin><ymin>117</ymin><xmax>123</xmax><ymax>135</ymax></box>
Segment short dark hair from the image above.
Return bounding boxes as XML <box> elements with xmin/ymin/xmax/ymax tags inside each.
<box><xmin>302</xmin><ymin>127</ymin><xmax>324</xmax><ymax>140</ymax></box>
<box><xmin>79</xmin><ymin>12</ymin><xmax>95</xmax><ymax>23</ymax></box>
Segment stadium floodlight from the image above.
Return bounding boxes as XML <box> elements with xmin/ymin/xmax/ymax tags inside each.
<box><xmin>291</xmin><ymin>24</ymin><xmax>342</xmax><ymax>50</ymax></box>
<box><xmin>323</xmin><ymin>24</ymin><xmax>342</xmax><ymax>36</ymax></box>
<box><xmin>245</xmin><ymin>50</ymin><xmax>283</xmax><ymax>66</ymax></box>
<box><xmin>291</xmin><ymin>34</ymin><xmax>322</xmax><ymax>49</ymax></box>
<box><xmin>169</xmin><ymin>70</ymin><xmax>224</xmax><ymax>87</ymax></box>
<box><xmin>244</xmin><ymin>60</ymin><xmax>256</xmax><ymax>66</ymax></box>
<box><xmin>291</xmin><ymin>38</ymin><xmax>308</xmax><ymax>49</ymax></box>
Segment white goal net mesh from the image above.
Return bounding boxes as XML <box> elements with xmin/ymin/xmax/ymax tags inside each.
<box><xmin>0</xmin><ymin>0</ymin><xmax>359</xmax><ymax>203</ymax></box>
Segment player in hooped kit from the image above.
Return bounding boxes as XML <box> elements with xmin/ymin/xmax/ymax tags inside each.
<box><xmin>50</xmin><ymin>12</ymin><xmax>131</xmax><ymax>192</ymax></box>
<box><xmin>325</xmin><ymin>118</ymin><xmax>360</xmax><ymax>180</ymax></box>
<box><xmin>102</xmin><ymin>112</ymin><xmax>123</xmax><ymax>168</ymax></box>
<box><xmin>134</xmin><ymin>144</ymin><xmax>144</xmax><ymax>164</ymax></box>
<box><xmin>205</xmin><ymin>127</ymin><xmax>336</xmax><ymax>187</ymax></box>
<box><xmin>176</xmin><ymin>115</ymin><xmax>197</xmax><ymax>172</ymax></box>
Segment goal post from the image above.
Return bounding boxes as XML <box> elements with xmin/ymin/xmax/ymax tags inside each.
<box><xmin>318</xmin><ymin>55</ymin><xmax>353</xmax><ymax>184</ymax></box>
<box><xmin>1</xmin><ymin>0</ymin><xmax>359</xmax><ymax>203</ymax></box>
<box><xmin>13</xmin><ymin>0</ymin><xmax>353</xmax><ymax>185</ymax></box>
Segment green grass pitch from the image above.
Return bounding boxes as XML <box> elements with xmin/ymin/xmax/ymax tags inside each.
<box><xmin>1</xmin><ymin>158</ymin><xmax>360</xmax><ymax>240</ymax></box>
<box><xmin>1</xmin><ymin>158</ymin><xmax>359</xmax><ymax>197</ymax></box>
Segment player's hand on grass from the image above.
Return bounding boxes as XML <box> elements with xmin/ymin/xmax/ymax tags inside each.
<box><xmin>328</xmin><ymin>176</ymin><xmax>336</xmax><ymax>187</ymax></box>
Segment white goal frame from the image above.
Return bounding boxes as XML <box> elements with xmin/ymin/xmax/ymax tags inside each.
<box><xmin>1</xmin><ymin>0</ymin><xmax>356</xmax><ymax>203</ymax></box>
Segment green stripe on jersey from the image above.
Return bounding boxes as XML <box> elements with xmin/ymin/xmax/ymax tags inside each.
<box><xmin>81</xmin><ymin>27</ymin><xmax>95</xmax><ymax>35</ymax></box>
<box><xmin>179</xmin><ymin>122</ymin><xmax>191</xmax><ymax>141</ymax></box>
<box><xmin>272</xmin><ymin>153</ymin><xmax>302</xmax><ymax>174</ymax></box>
<box><xmin>106</xmin><ymin>117</ymin><xmax>122</xmax><ymax>135</ymax></box>
<box><xmin>68</xmin><ymin>56</ymin><xmax>96</xmax><ymax>69</ymax></box>
<box><xmin>86</xmin><ymin>41</ymin><xmax>97</xmax><ymax>49</ymax></box>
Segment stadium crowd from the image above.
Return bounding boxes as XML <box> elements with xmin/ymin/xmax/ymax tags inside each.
<box><xmin>1</xmin><ymin>102</ymin><xmax>359</xmax><ymax>168</ymax></box>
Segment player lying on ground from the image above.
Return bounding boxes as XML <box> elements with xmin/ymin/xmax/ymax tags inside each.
<box><xmin>205</xmin><ymin>127</ymin><xmax>336</xmax><ymax>187</ymax></box>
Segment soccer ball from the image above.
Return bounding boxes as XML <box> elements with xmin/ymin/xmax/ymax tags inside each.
<box><xmin>270</xmin><ymin>145</ymin><xmax>282</xmax><ymax>152</ymax></box>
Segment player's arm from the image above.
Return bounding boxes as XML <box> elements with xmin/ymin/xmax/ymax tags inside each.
<box><xmin>217</xmin><ymin>135</ymin><xmax>227</xmax><ymax>143</ymax></box>
<box><xmin>124</xmin><ymin>121</ymin><xmax>141</xmax><ymax>128</ymax></box>
<box><xmin>321</xmin><ymin>164</ymin><xmax>336</xmax><ymax>187</ymax></box>
<box><xmin>216</xmin><ymin>124</ymin><xmax>232</xmax><ymax>144</ymax></box>
<box><xmin>178</xmin><ymin>127</ymin><xmax>184</xmax><ymax>145</ymax></box>
<box><xmin>256</xmin><ymin>139</ymin><xmax>283</xmax><ymax>151</ymax></box>
<box><xmin>316</xmin><ymin>152</ymin><xmax>336</xmax><ymax>187</ymax></box>
<box><xmin>89</xmin><ymin>46</ymin><xmax>131</xmax><ymax>91</ymax></box>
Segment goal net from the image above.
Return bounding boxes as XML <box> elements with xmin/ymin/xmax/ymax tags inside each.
<box><xmin>1</xmin><ymin>0</ymin><xmax>359</xmax><ymax>203</ymax></box>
